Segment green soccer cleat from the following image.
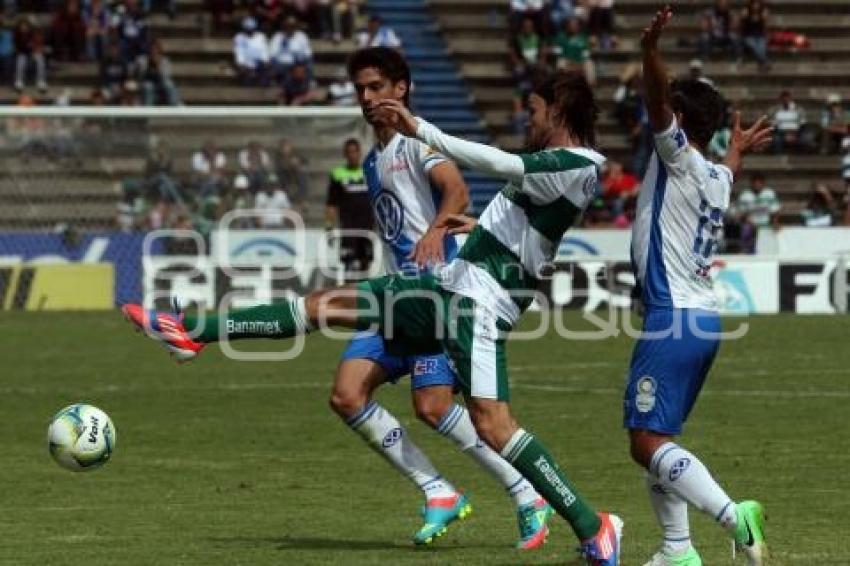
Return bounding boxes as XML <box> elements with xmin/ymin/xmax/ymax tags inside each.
<box><xmin>732</xmin><ymin>500</ymin><xmax>768</xmax><ymax>565</ymax></box>
<box><xmin>515</xmin><ymin>498</ymin><xmax>554</xmax><ymax>550</ymax></box>
<box><xmin>643</xmin><ymin>546</ymin><xmax>703</xmax><ymax>566</ymax></box>
<box><xmin>412</xmin><ymin>493</ymin><xmax>472</xmax><ymax>545</ymax></box>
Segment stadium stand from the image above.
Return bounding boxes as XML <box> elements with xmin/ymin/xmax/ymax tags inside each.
<box><xmin>0</xmin><ymin>0</ymin><xmax>848</xmax><ymax>232</ymax></box>
<box><xmin>430</xmin><ymin>0</ymin><xmax>850</xmax><ymax>223</ymax></box>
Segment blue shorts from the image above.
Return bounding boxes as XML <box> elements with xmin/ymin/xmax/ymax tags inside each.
<box><xmin>340</xmin><ymin>331</ymin><xmax>456</xmax><ymax>390</ymax></box>
<box><xmin>623</xmin><ymin>308</ymin><xmax>721</xmax><ymax>435</ymax></box>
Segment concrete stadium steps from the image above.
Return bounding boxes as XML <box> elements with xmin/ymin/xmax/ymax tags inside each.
<box><xmin>0</xmin><ymin>200</ymin><xmax>118</xmax><ymax>225</ymax></box>
<box><xmin>445</xmin><ymin>37</ymin><xmax>850</xmax><ymax>62</ymax></box>
<box><xmin>437</xmin><ymin>12</ymin><xmax>850</xmax><ymax>39</ymax></box>
<box><xmin>429</xmin><ymin>0</ymin><xmax>850</xmax><ymax>16</ymax></box>
<box><xmin>429</xmin><ymin>0</ymin><xmax>850</xmax><ymax>218</ymax></box>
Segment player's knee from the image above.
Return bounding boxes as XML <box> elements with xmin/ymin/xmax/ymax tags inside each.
<box><xmin>328</xmin><ymin>384</ymin><xmax>367</xmax><ymax>420</ymax></box>
<box><xmin>413</xmin><ymin>388</ymin><xmax>453</xmax><ymax>428</ymax></box>
<box><xmin>629</xmin><ymin>429</ymin><xmax>669</xmax><ymax>469</ymax></box>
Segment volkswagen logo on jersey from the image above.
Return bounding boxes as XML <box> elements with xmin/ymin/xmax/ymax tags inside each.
<box><xmin>373</xmin><ymin>190</ymin><xmax>405</xmax><ymax>243</ymax></box>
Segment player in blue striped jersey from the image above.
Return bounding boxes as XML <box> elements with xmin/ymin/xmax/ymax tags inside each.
<box><xmin>624</xmin><ymin>8</ymin><xmax>773</xmax><ymax>566</ymax></box>
<box><xmin>330</xmin><ymin>47</ymin><xmax>553</xmax><ymax>549</ymax></box>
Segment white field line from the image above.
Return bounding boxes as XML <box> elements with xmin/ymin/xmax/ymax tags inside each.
<box><xmin>2</xmin><ymin>375</ymin><xmax>849</xmax><ymax>398</ymax></box>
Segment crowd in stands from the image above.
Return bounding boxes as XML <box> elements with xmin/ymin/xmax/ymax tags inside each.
<box><xmin>0</xmin><ymin>0</ymin><xmax>181</xmax><ymax>105</ymax></box>
<box><xmin>117</xmin><ymin>137</ymin><xmax>310</xmax><ymax>233</ymax></box>
<box><xmin>506</xmin><ymin>1</ymin><xmax>850</xmax><ymax>238</ymax></box>
<box><xmin>3</xmin><ymin>0</ymin><xmax>848</xmax><ymax>240</ymax></box>
<box><xmin>229</xmin><ymin>1</ymin><xmax>396</xmax><ymax>106</ymax></box>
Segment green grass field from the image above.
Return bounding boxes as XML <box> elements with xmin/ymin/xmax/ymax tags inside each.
<box><xmin>1</xmin><ymin>311</ymin><xmax>847</xmax><ymax>565</ymax></box>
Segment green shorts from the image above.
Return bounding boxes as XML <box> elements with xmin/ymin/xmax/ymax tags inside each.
<box><xmin>356</xmin><ymin>274</ymin><xmax>512</xmax><ymax>401</ymax></box>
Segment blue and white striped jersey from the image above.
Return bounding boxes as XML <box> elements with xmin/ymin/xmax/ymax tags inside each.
<box><xmin>364</xmin><ymin>133</ymin><xmax>458</xmax><ymax>274</ymax></box>
<box><xmin>631</xmin><ymin>117</ymin><xmax>733</xmax><ymax>311</ymax></box>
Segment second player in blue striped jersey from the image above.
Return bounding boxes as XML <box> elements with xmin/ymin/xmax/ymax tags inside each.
<box><xmin>363</xmin><ymin>133</ymin><xmax>458</xmax><ymax>275</ymax></box>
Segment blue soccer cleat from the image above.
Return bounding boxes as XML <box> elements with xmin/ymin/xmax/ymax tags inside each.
<box><xmin>412</xmin><ymin>492</ymin><xmax>472</xmax><ymax>545</ymax></box>
<box><xmin>579</xmin><ymin>513</ymin><xmax>624</xmax><ymax>566</ymax></box>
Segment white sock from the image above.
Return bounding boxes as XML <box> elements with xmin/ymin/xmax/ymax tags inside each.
<box><xmin>646</xmin><ymin>473</ymin><xmax>692</xmax><ymax>555</ymax></box>
<box><xmin>436</xmin><ymin>404</ymin><xmax>539</xmax><ymax>507</ymax></box>
<box><xmin>651</xmin><ymin>442</ymin><xmax>738</xmax><ymax>533</ymax></box>
<box><xmin>347</xmin><ymin>401</ymin><xmax>456</xmax><ymax>499</ymax></box>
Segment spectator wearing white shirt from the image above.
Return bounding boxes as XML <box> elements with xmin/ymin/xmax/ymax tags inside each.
<box><xmin>192</xmin><ymin>139</ymin><xmax>228</xmax><ymax>197</ymax></box>
<box><xmin>254</xmin><ymin>177</ymin><xmax>292</xmax><ymax>228</ymax></box>
<box><xmin>771</xmin><ymin>90</ymin><xmax>806</xmax><ymax>153</ymax></box>
<box><xmin>269</xmin><ymin>16</ymin><xmax>312</xmax><ymax>83</ymax></box>
<box><xmin>356</xmin><ymin>16</ymin><xmax>401</xmax><ymax>49</ymax></box>
<box><xmin>233</xmin><ymin>16</ymin><xmax>269</xmax><ymax>85</ymax></box>
<box><xmin>238</xmin><ymin>140</ymin><xmax>272</xmax><ymax>191</ymax></box>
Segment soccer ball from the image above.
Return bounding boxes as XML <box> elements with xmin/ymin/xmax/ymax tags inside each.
<box><xmin>47</xmin><ymin>404</ymin><xmax>116</xmax><ymax>472</ymax></box>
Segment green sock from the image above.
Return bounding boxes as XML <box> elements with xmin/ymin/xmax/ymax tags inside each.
<box><xmin>502</xmin><ymin>429</ymin><xmax>601</xmax><ymax>541</ymax></box>
<box><xmin>182</xmin><ymin>299</ymin><xmax>310</xmax><ymax>343</ymax></box>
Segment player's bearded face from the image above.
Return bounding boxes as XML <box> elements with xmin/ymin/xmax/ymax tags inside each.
<box><xmin>354</xmin><ymin>67</ymin><xmax>407</xmax><ymax>126</ymax></box>
<box><xmin>526</xmin><ymin>93</ymin><xmax>556</xmax><ymax>151</ymax></box>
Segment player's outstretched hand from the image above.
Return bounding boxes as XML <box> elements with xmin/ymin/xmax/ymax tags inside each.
<box><xmin>641</xmin><ymin>5</ymin><xmax>672</xmax><ymax>51</ymax></box>
<box><xmin>730</xmin><ymin>111</ymin><xmax>773</xmax><ymax>155</ymax></box>
<box><xmin>437</xmin><ymin>214</ymin><xmax>478</xmax><ymax>236</ymax></box>
<box><xmin>371</xmin><ymin>99</ymin><xmax>419</xmax><ymax>138</ymax></box>
<box><xmin>409</xmin><ymin>225</ymin><xmax>446</xmax><ymax>267</ymax></box>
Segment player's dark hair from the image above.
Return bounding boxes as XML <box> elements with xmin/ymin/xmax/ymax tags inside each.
<box><xmin>669</xmin><ymin>79</ymin><xmax>725</xmax><ymax>149</ymax></box>
<box><xmin>344</xmin><ymin>137</ymin><xmax>360</xmax><ymax>149</ymax></box>
<box><xmin>347</xmin><ymin>47</ymin><xmax>411</xmax><ymax>106</ymax></box>
<box><xmin>532</xmin><ymin>70</ymin><xmax>599</xmax><ymax>147</ymax></box>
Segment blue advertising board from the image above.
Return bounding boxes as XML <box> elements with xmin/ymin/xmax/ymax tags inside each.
<box><xmin>0</xmin><ymin>233</ymin><xmax>160</xmax><ymax>306</ymax></box>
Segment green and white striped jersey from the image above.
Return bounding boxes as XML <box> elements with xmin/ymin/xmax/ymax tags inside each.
<box><xmin>415</xmin><ymin>119</ymin><xmax>605</xmax><ymax>324</ymax></box>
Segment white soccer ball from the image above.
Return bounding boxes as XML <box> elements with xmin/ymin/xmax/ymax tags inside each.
<box><xmin>47</xmin><ymin>404</ymin><xmax>117</xmax><ymax>472</ymax></box>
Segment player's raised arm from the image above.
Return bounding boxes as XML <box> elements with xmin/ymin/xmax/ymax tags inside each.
<box><xmin>641</xmin><ymin>5</ymin><xmax>675</xmax><ymax>132</ymax></box>
<box><xmin>373</xmin><ymin>99</ymin><xmax>525</xmax><ymax>183</ymax></box>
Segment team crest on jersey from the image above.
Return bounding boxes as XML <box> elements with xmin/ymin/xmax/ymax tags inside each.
<box><xmin>635</xmin><ymin>375</ymin><xmax>656</xmax><ymax>413</ymax></box>
<box><xmin>373</xmin><ymin>189</ymin><xmax>405</xmax><ymax>243</ymax></box>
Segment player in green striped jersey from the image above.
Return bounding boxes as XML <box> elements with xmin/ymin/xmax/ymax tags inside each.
<box><xmin>124</xmin><ymin>70</ymin><xmax>623</xmax><ymax>565</ymax></box>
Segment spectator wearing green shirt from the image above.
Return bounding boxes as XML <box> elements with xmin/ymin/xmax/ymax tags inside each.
<box><xmin>800</xmin><ymin>183</ymin><xmax>836</xmax><ymax>227</ymax></box>
<box><xmin>551</xmin><ymin>17</ymin><xmax>595</xmax><ymax>85</ymax></box>
<box><xmin>510</xmin><ymin>16</ymin><xmax>545</xmax><ymax>70</ymax></box>
<box><xmin>737</xmin><ymin>172</ymin><xmax>781</xmax><ymax>230</ymax></box>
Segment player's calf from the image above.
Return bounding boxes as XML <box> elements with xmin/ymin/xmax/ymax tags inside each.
<box><xmin>466</xmin><ymin>397</ymin><xmax>519</xmax><ymax>452</ymax></box>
